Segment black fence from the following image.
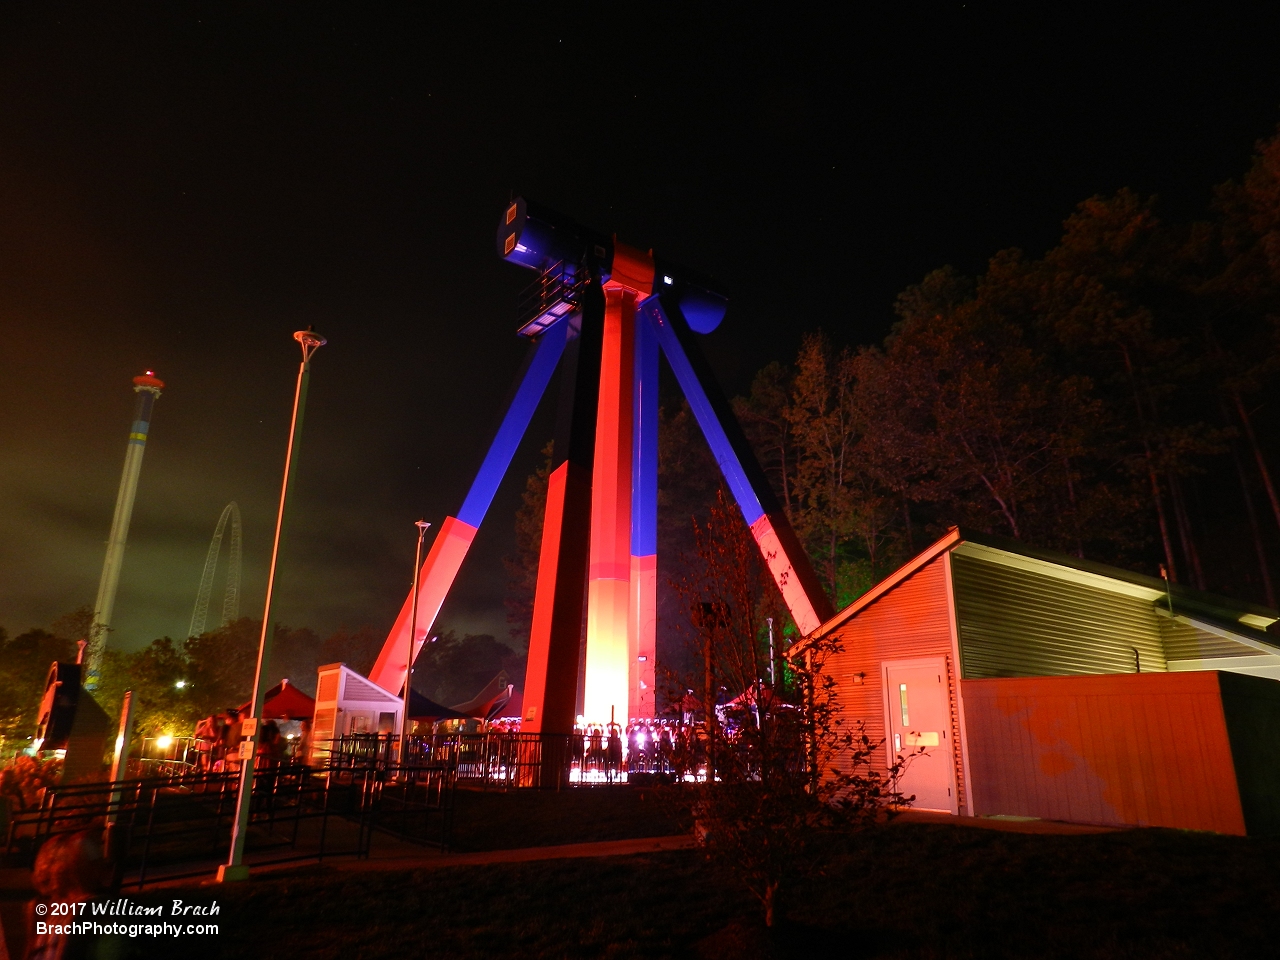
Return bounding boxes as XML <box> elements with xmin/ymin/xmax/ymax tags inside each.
<box><xmin>4</xmin><ymin>747</ymin><xmax>458</xmax><ymax>887</ymax></box>
<box><xmin>320</xmin><ymin>729</ymin><xmax>719</xmax><ymax>790</ymax></box>
<box><xmin>3</xmin><ymin>726</ymin><xmax>795</xmax><ymax>886</ymax></box>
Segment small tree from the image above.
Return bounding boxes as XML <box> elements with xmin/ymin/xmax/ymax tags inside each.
<box><xmin>671</xmin><ymin>490</ymin><xmax>910</xmax><ymax>928</ymax></box>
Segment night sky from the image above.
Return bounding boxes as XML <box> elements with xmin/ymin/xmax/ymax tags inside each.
<box><xmin>3</xmin><ymin>5</ymin><xmax>1280</xmax><ymax>653</ymax></box>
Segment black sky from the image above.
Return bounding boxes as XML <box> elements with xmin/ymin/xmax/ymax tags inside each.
<box><xmin>3</xmin><ymin>4</ymin><xmax>1280</xmax><ymax>652</ymax></box>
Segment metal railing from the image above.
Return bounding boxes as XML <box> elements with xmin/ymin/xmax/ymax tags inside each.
<box><xmin>320</xmin><ymin>730</ymin><xmax>733</xmax><ymax>790</ymax></box>
<box><xmin>3</xmin><ymin>751</ymin><xmax>458</xmax><ymax>887</ymax></box>
<box><xmin>516</xmin><ymin>260</ymin><xmax>586</xmax><ymax>336</ymax></box>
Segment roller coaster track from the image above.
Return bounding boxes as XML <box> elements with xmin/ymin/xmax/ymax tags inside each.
<box><xmin>189</xmin><ymin>501</ymin><xmax>242</xmax><ymax>637</ymax></box>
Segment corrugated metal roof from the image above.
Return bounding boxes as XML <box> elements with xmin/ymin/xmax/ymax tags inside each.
<box><xmin>951</xmin><ymin>552</ymin><xmax>1168</xmax><ymax>678</ymax></box>
<box><xmin>801</xmin><ymin>527</ymin><xmax>1280</xmax><ymax>649</ymax></box>
<box><xmin>1160</xmin><ymin>617</ymin><xmax>1259</xmax><ymax>660</ymax></box>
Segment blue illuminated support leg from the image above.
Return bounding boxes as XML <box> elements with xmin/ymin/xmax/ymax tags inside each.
<box><xmin>640</xmin><ymin>297</ymin><xmax>835</xmax><ymax>636</ymax></box>
<box><xmin>629</xmin><ymin>311</ymin><xmax>659</xmax><ymax>718</ymax></box>
<box><xmin>369</xmin><ymin>317</ymin><xmax>571</xmax><ymax>693</ymax></box>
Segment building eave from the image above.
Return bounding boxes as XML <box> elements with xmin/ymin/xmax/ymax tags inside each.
<box><xmin>792</xmin><ymin>527</ymin><xmax>964</xmax><ymax>654</ymax></box>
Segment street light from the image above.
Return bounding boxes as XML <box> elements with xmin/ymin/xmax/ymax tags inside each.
<box><xmin>401</xmin><ymin>519</ymin><xmax>432</xmax><ymax>771</ymax></box>
<box><xmin>766</xmin><ymin>618</ymin><xmax>775</xmax><ymax>687</ymax></box>
<box><xmin>218</xmin><ymin>328</ymin><xmax>325</xmax><ymax>883</ymax></box>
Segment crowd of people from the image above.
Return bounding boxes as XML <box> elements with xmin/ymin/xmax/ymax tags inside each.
<box><xmin>191</xmin><ymin>709</ymin><xmax>311</xmax><ymax>772</ymax></box>
<box><xmin>566</xmin><ymin>719</ymin><xmax>708</xmax><ymax>781</ymax></box>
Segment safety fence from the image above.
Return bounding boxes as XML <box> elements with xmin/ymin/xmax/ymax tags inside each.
<box><xmin>3</xmin><ymin>754</ymin><xmax>457</xmax><ymax>887</ymax></box>
<box><xmin>321</xmin><ymin>729</ymin><xmax>725</xmax><ymax>790</ymax></box>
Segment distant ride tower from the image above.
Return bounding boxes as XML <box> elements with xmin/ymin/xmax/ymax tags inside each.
<box><xmin>189</xmin><ymin>501</ymin><xmax>243</xmax><ymax>637</ymax></box>
<box><xmin>87</xmin><ymin>372</ymin><xmax>164</xmax><ymax>681</ymax></box>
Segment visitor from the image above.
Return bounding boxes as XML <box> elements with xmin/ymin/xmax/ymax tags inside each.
<box><xmin>294</xmin><ymin>719</ymin><xmax>312</xmax><ymax>765</ymax></box>
<box><xmin>221</xmin><ymin>708</ymin><xmax>243</xmax><ymax>772</ymax></box>
<box><xmin>606</xmin><ymin>723</ymin><xmax>622</xmax><ymax>782</ymax></box>
<box><xmin>256</xmin><ymin>719</ymin><xmax>283</xmax><ymax>769</ymax></box>
<box><xmin>25</xmin><ymin>830</ymin><xmax>111</xmax><ymax>959</ymax></box>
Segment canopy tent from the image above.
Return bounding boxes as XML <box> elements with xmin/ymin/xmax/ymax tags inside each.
<box><xmin>497</xmin><ymin>688</ymin><xmax>523</xmax><ymax>720</ymax></box>
<box><xmin>450</xmin><ymin>673</ymin><xmax>514</xmax><ymax>721</ymax></box>
<box><xmin>723</xmin><ymin>682</ymin><xmax>785</xmax><ymax>711</ymax></box>
<box><xmin>238</xmin><ymin>678</ymin><xmax>316</xmax><ymax>721</ymax></box>
<box><xmin>406</xmin><ymin>687</ymin><xmax>470</xmax><ymax>722</ymax></box>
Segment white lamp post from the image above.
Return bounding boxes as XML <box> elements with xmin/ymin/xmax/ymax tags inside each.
<box><xmin>401</xmin><ymin>519</ymin><xmax>431</xmax><ymax>771</ymax></box>
<box><xmin>218</xmin><ymin>328</ymin><xmax>325</xmax><ymax>883</ymax></box>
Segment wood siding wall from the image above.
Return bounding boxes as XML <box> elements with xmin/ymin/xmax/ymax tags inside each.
<box><xmin>962</xmin><ymin>672</ymin><xmax>1246</xmax><ymax>835</ymax></box>
<box><xmin>826</xmin><ymin>557</ymin><xmax>966</xmax><ymax>807</ymax></box>
<box><xmin>952</xmin><ymin>554</ymin><xmax>1169</xmax><ymax>679</ymax></box>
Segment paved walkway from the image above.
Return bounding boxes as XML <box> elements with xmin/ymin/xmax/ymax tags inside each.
<box><xmin>134</xmin><ymin>833</ymin><xmax>697</xmax><ymax>889</ymax></box>
<box><xmin>338</xmin><ymin>834</ymin><xmax>697</xmax><ymax>873</ymax></box>
<box><xmin>892</xmin><ymin>808</ymin><xmax>1119</xmax><ymax>835</ymax></box>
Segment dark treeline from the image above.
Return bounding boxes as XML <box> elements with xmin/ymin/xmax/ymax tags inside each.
<box><xmin>0</xmin><ymin>609</ymin><xmax>516</xmax><ymax>742</ymax></box>
<box><xmin>733</xmin><ymin>126</ymin><xmax>1280</xmax><ymax>611</ymax></box>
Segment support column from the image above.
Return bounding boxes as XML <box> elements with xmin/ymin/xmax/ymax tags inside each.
<box><xmin>582</xmin><ymin>243</ymin><xmax>653</xmax><ymax>726</ymax></box>
<box><xmin>629</xmin><ymin>309</ymin><xmax>659</xmax><ymax>718</ymax></box>
<box><xmin>583</xmin><ymin>286</ymin><xmax>637</xmax><ymax>726</ymax></box>
<box><xmin>643</xmin><ymin>298</ymin><xmax>835</xmax><ymax>635</ymax></box>
<box><xmin>369</xmin><ymin>319</ymin><xmax>569</xmax><ymax>694</ymax></box>
<box><xmin>522</xmin><ymin>286</ymin><xmax>604</xmax><ymax>747</ymax></box>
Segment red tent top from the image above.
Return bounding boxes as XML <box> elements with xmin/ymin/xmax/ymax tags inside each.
<box><xmin>500</xmin><ymin>689</ymin><xmax>523</xmax><ymax>720</ymax></box>
<box><xmin>239</xmin><ymin>678</ymin><xmax>316</xmax><ymax>720</ymax></box>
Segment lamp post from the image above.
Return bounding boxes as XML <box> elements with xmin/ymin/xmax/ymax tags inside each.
<box><xmin>766</xmin><ymin>618</ymin><xmax>775</xmax><ymax>687</ymax></box>
<box><xmin>401</xmin><ymin>519</ymin><xmax>431</xmax><ymax>770</ymax></box>
<box><xmin>218</xmin><ymin>328</ymin><xmax>325</xmax><ymax>883</ymax></box>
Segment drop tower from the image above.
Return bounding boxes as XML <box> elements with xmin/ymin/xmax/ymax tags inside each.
<box><xmin>86</xmin><ymin>371</ymin><xmax>164</xmax><ymax>682</ymax></box>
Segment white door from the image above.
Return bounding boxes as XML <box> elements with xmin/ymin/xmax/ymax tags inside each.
<box><xmin>884</xmin><ymin>658</ymin><xmax>955</xmax><ymax>813</ymax></box>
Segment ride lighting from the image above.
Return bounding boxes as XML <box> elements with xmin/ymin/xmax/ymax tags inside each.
<box><xmin>175</xmin><ymin>680</ymin><xmax>187</xmax><ymax>689</ymax></box>
<box><xmin>156</xmin><ymin>735</ymin><xmax>173</xmax><ymax>750</ymax></box>
<box><xmin>497</xmin><ymin>197</ymin><xmax>729</xmax><ymax>334</ymax></box>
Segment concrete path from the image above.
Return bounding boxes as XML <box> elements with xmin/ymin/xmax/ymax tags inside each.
<box><xmin>892</xmin><ymin>808</ymin><xmax>1119</xmax><ymax>835</ymax></box>
<box><xmin>336</xmin><ymin>834</ymin><xmax>697</xmax><ymax>873</ymax></box>
<box><xmin>135</xmin><ymin>833</ymin><xmax>697</xmax><ymax>888</ymax></box>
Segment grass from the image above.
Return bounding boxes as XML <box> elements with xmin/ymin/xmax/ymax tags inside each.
<box><xmin>15</xmin><ymin>787</ymin><xmax>1280</xmax><ymax>959</ymax></box>
<box><xmin>100</xmin><ymin>811</ymin><xmax>1280</xmax><ymax>960</ymax></box>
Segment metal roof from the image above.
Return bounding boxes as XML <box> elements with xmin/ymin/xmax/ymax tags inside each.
<box><xmin>796</xmin><ymin>526</ymin><xmax>1280</xmax><ymax>653</ymax></box>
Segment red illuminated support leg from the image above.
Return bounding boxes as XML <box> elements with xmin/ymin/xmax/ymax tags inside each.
<box><xmin>584</xmin><ymin>286</ymin><xmax>636</xmax><ymax>725</ymax></box>
<box><xmin>521</xmin><ymin>462</ymin><xmax>594</xmax><ymax>739</ymax></box>
<box><xmin>749</xmin><ymin>513</ymin><xmax>830</xmax><ymax>637</ymax></box>
<box><xmin>522</xmin><ymin>278</ymin><xmax>604</xmax><ymax>785</ymax></box>
<box><xmin>368</xmin><ymin>516</ymin><xmax>478</xmax><ymax>693</ymax></box>
<box><xmin>583</xmin><ymin>245</ymin><xmax>651</xmax><ymax>725</ymax></box>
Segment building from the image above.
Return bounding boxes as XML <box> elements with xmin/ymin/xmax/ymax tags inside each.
<box><xmin>796</xmin><ymin>527</ymin><xmax>1280</xmax><ymax>835</ymax></box>
<box><xmin>310</xmin><ymin>663</ymin><xmax>405</xmax><ymax>765</ymax></box>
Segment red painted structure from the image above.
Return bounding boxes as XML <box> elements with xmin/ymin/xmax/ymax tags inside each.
<box><xmin>799</xmin><ymin>528</ymin><xmax>1280</xmax><ymax>834</ymax></box>
<box><xmin>360</xmin><ymin>202</ymin><xmax>833</xmax><ymax>778</ymax></box>
<box><xmin>583</xmin><ymin>244</ymin><xmax>651</xmax><ymax>725</ymax></box>
<box><xmin>963</xmin><ymin>673</ymin><xmax>1247</xmax><ymax>834</ymax></box>
<box><xmin>369</xmin><ymin>516</ymin><xmax>478</xmax><ymax>692</ymax></box>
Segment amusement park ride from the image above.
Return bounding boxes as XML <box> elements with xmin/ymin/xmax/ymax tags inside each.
<box><xmin>365</xmin><ymin>200</ymin><xmax>834</xmax><ymax>743</ymax></box>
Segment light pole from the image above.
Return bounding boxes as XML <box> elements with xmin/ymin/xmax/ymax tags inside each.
<box><xmin>218</xmin><ymin>328</ymin><xmax>325</xmax><ymax>883</ymax></box>
<box><xmin>401</xmin><ymin>519</ymin><xmax>431</xmax><ymax>770</ymax></box>
<box><xmin>766</xmin><ymin>617</ymin><xmax>776</xmax><ymax>688</ymax></box>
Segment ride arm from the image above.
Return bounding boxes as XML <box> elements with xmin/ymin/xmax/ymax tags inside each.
<box><xmin>368</xmin><ymin>317</ymin><xmax>570</xmax><ymax>693</ymax></box>
<box><xmin>639</xmin><ymin>297</ymin><xmax>834</xmax><ymax>635</ymax></box>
